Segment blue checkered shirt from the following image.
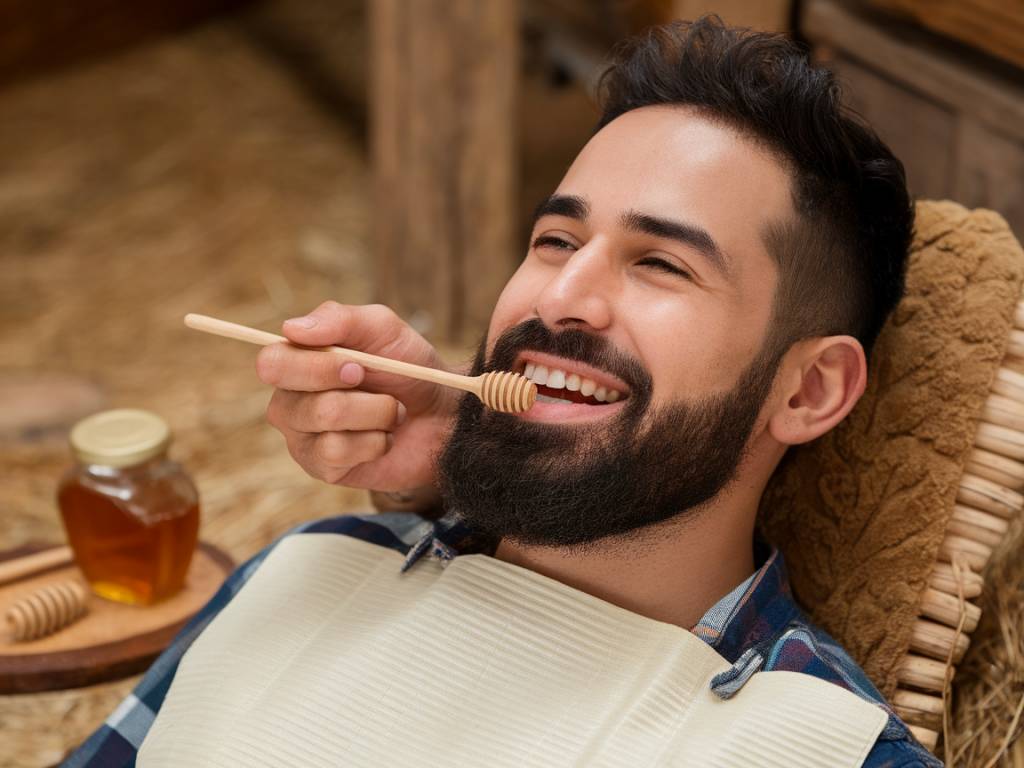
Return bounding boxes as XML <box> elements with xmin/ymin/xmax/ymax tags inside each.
<box><xmin>61</xmin><ymin>511</ymin><xmax>943</xmax><ymax>767</ymax></box>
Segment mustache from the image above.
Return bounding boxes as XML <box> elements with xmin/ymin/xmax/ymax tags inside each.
<box><xmin>481</xmin><ymin>318</ymin><xmax>652</xmax><ymax>399</ymax></box>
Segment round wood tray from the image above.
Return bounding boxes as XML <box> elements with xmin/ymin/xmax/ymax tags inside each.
<box><xmin>0</xmin><ymin>542</ymin><xmax>234</xmax><ymax>694</ymax></box>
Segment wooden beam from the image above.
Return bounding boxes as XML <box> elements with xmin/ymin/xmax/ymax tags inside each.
<box><xmin>371</xmin><ymin>0</ymin><xmax>519</xmax><ymax>343</ymax></box>
<box><xmin>867</xmin><ymin>0</ymin><xmax>1024</xmax><ymax>72</ymax></box>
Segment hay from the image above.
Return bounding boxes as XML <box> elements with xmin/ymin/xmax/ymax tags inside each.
<box><xmin>0</xmin><ymin>4</ymin><xmax>378</xmax><ymax>765</ymax></box>
<box><xmin>0</xmin><ymin>14</ymin><xmax>376</xmax><ymax>544</ymax></box>
<box><xmin>943</xmin><ymin>510</ymin><xmax>1024</xmax><ymax>766</ymax></box>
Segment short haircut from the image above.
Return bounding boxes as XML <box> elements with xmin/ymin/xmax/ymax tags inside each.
<box><xmin>596</xmin><ymin>16</ymin><xmax>914</xmax><ymax>363</ymax></box>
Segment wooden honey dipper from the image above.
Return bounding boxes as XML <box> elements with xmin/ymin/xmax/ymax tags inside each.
<box><xmin>4</xmin><ymin>580</ymin><xmax>89</xmax><ymax>642</ymax></box>
<box><xmin>184</xmin><ymin>313</ymin><xmax>537</xmax><ymax>414</ymax></box>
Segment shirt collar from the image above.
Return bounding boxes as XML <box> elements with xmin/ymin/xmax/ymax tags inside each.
<box><xmin>400</xmin><ymin>510</ymin><xmax>477</xmax><ymax>573</ymax></box>
<box><xmin>401</xmin><ymin>511</ymin><xmax>798</xmax><ymax>668</ymax></box>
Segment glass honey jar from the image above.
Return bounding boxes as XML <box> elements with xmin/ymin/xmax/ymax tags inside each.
<box><xmin>57</xmin><ymin>409</ymin><xmax>200</xmax><ymax>606</ymax></box>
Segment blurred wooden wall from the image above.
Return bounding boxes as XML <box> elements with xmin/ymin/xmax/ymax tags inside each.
<box><xmin>674</xmin><ymin>0</ymin><xmax>791</xmax><ymax>30</ymax></box>
<box><xmin>805</xmin><ymin>0</ymin><xmax>1024</xmax><ymax>237</ymax></box>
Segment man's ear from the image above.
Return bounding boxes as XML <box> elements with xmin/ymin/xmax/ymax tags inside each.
<box><xmin>767</xmin><ymin>335</ymin><xmax>867</xmax><ymax>446</ymax></box>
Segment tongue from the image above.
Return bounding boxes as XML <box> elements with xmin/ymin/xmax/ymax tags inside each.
<box><xmin>536</xmin><ymin>384</ymin><xmax>600</xmax><ymax>405</ymax></box>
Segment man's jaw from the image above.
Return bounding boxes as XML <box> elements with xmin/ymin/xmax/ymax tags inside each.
<box><xmin>511</xmin><ymin>350</ymin><xmax>631</xmax><ymax>423</ymax></box>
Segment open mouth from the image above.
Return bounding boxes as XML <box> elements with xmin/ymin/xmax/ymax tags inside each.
<box><xmin>513</xmin><ymin>352</ymin><xmax>630</xmax><ymax>409</ymax></box>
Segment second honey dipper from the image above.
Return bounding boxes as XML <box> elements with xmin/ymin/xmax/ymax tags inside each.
<box><xmin>4</xmin><ymin>580</ymin><xmax>89</xmax><ymax>643</ymax></box>
<box><xmin>184</xmin><ymin>314</ymin><xmax>537</xmax><ymax>414</ymax></box>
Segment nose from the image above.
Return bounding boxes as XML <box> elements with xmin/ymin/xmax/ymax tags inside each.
<box><xmin>534</xmin><ymin>243</ymin><xmax>614</xmax><ymax>332</ymax></box>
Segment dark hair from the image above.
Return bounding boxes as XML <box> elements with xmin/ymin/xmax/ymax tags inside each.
<box><xmin>596</xmin><ymin>16</ymin><xmax>913</xmax><ymax>363</ymax></box>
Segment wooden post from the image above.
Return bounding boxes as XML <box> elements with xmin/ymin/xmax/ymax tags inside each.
<box><xmin>371</xmin><ymin>0</ymin><xmax>519</xmax><ymax>344</ymax></box>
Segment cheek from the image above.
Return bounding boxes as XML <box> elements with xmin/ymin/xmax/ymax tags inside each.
<box><xmin>486</xmin><ymin>262</ymin><xmax>545</xmax><ymax>351</ymax></box>
<box><xmin>627</xmin><ymin>295</ymin><xmax>738</xmax><ymax>398</ymax></box>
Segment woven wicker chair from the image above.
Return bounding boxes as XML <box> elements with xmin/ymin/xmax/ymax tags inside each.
<box><xmin>760</xmin><ymin>200</ymin><xmax>1024</xmax><ymax>762</ymax></box>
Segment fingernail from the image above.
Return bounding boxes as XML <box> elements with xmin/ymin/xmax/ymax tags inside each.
<box><xmin>285</xmin><ymin>316</ymin><xmax>317</xmax><ymax>329</ymax></box>
<box><xmin>339</xmin><ymin>362</ymin><xmax>362</xmax><ymax>385</ymax></box>
<box><xmin>395</xmin><ymin>402</ymin><xmax>407</xmax><ymax>426</ymax></box>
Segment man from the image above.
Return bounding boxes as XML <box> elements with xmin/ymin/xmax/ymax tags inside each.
<box><xmin>64</xmin><ymin>17</ymin><xmax>942</xmax><ymax>767</ymax></box>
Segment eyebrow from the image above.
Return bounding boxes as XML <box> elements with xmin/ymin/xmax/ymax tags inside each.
<box><xmin>531</xmin><ymin>194</ymin><xmax>590</xmax><ymax>225</ymax></box>
<box><xmin>620</xmin><ymin>210</ymin><xmax>733</xmax><ymax>281</ymax></box>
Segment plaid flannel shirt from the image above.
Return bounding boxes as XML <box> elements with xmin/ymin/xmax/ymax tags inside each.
<box><xmin>62</xmin><ymin>511</ymin><xmax>943</xmax><ymax>767</ymax></box>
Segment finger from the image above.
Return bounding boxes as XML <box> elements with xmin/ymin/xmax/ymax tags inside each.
<box><xmin>255</xmin><ymin>342</ymin><xmax>362</xmax><ymax>392</ymax></box>
<box><xmin>280</xmin><ymin>429</ymin><xmax>319</xmax><ymax>472</ymax></box>
<box><xmin>339</xmin><ymin>362</ymin><xmax>365</xmax><ymax>387</ymax></box>
<box><xmin>280</xmin><ymin>430</ymin><xmax>350</xmax><ymax>485</ymax></box>
<box><xmin>280</xmin><ymin>301</ymin><xmax>407</xmax><ymax>355</ymax></box>
<box><xmin>268</xmin><ymin>389</ymin><xmax>405</xmax><ymax>433</ymax></box>
<box><xmin>310</xmin><ymin>430</ymin><xmax>391</xmax><ymax>469</ymax></box>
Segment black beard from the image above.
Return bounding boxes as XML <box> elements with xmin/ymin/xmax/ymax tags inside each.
<box><xmin>436</xmin><ymin>318</ymin><xmax>784</xmax><ymax>552</ymax></box>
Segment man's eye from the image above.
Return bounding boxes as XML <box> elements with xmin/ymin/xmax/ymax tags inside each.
<box><xmin>531</xmin><ymin>235</ymin><xmax>575</xmax><ymax>250</ymax></box>
<box><xmin>637</xmin><ymin>257</ymin><xmax>693</xmax><ymax>280</ymax></box>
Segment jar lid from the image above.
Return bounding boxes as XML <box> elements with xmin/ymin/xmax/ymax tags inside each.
<box><xmin>69</xmin><ymin>409</ymin><xmax>171</xmax><ymax>468</ymax></box>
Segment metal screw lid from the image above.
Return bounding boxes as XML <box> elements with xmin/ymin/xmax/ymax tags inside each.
<box><xmin>69</xmin><ymin>409</ymin><xmax>171</xmax><ymax>468</ymax></box>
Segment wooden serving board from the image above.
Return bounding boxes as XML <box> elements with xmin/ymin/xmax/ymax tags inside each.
<box><xmin>0</xmin><ymin>542</ymin><xmax>234</xmax><ymax>694</ymax></box>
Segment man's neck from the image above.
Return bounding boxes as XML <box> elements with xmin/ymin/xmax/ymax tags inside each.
<box><xmin>491</xmin><ymin>506</ymin><xmax>757</xmax><ymax>631</ymax></box>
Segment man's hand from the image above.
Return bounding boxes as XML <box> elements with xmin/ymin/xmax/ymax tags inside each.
<box><xmin>256</xmin><ymin>301</ymin><xmax>458</xmax><ymax>492</ymax></box>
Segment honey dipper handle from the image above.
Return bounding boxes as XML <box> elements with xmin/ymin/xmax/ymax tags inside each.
<box><xmin>185</xmin><ymin>314</ymin><xmax>287</xmax><ymax>347</ymax></box>
<box><xmin>0</xmin><ymin>545</ymin><xmax>73</xmax><ymax>587</ymax></box>
<box><xmin>184</xmin><ymin>314</ymin><xmax>483</xmax><ymax>397</ymax></box>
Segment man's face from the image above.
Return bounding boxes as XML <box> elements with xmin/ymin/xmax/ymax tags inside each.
<box><xmin>437</xmin><ymin>106</ymin><xmax>796</xmax><ymax>550</ymax></box>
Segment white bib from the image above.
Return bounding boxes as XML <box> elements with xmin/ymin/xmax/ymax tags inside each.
<box><xmin>139</xmin><ymin>533</ymin><xmax>886</xmax><ymax>767</ymax></box>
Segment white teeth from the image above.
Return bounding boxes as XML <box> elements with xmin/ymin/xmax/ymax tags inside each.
<box><xmin>536</xmin><ymin>393</ymin><xmax>572</xmax><ymax>404</ymax></box>
<box><xmin>522</xmin><ymin>361</ymin><xmax>626</xmax><ymax>404</ymax></box>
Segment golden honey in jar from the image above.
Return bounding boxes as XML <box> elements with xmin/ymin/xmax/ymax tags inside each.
<box><xmin>57</xmin><ymin>409</ymin><xmax>200</xmax><ymax>606</ymax></box>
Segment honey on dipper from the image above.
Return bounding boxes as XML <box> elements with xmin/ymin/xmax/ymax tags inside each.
<box><xmin>57</xmin><ymin>409</ymin><xmax>199</xmax><ymax>606</ymax></box>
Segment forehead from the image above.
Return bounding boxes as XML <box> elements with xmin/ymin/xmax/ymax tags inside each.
<box><xmin>557</xmin><ymin>106</ymin><xmax>794</xmax><ymax>271</ymax></box>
